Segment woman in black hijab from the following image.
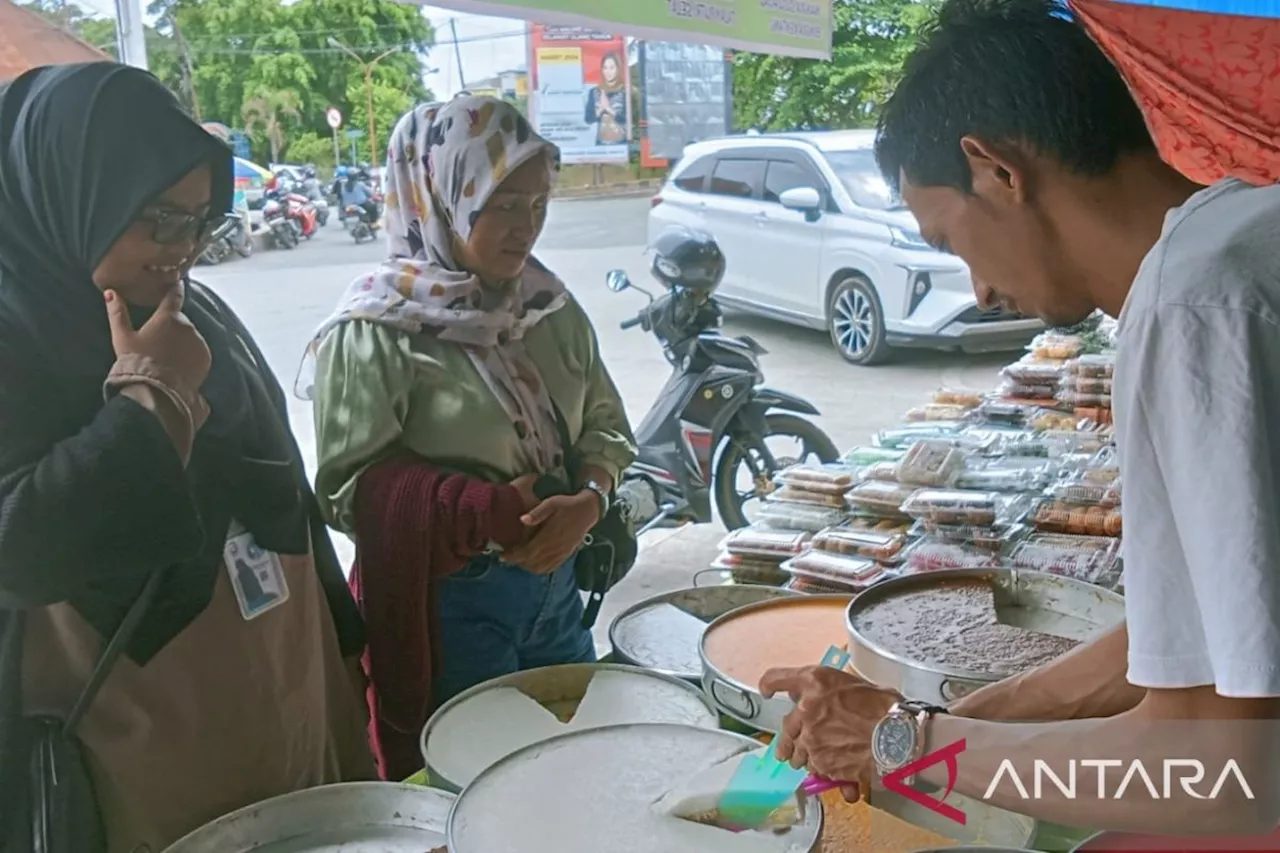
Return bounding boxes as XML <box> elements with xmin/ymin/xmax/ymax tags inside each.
<box><xmin>0</xmin><ymin>63</ymin><xmax>374</xmax><ymax>851</ymax></box>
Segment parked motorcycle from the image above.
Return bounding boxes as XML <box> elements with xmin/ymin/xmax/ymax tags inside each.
<box><xmin>197</xmin><ymin>212</ymin><xmax>253</xmax><ymax>265</ymax></box>
<box><xmin>312</xmin><ymin>197</ymin><xmax>330</xmax><ymax>227</ymax></box>
<box><xmin>262</xmin><ymin>196</ymin><xmax>298</xmax><ymax>249</ymax></box>
<box><xmin>283</xmin><ymin>191</ymin><xmax>319</xmax><ymax>239</ymax></box>
<box><xmin>346</xmin><ymin>198</ymin><xmax>381</xmax><ymax>244</ymax></box>
<box><xmin>608</xmin><ymin>226</ymin><xmax>839</xmax><ymax>532</ymax></box>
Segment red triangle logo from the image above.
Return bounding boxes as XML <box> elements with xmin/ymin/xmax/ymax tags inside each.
<box><xmin>881</xmin><ymin>738</ymin><xmax>968</xmax><ymax>825</ymax></box>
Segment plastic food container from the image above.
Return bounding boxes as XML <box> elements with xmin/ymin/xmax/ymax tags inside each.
<box><xmin>811</xmin><ymin>527</ymin><xmax>908</xmax><ymax>562</ymax></box>
<box><xmin>1066</xmin><ymin>353</ymin><xmax>1116</xmax><ymax>378</ymax></box>
<box><xmin>1059</xmin><ymin>390</ymin><xmax>1113</xmax><ymax>407</ymax></box>
<box><xmin>998</xmin><ymin>381</ymin><xmax>1060</xmax><ymax>400</ymax></box>
<box><xmin>873</xmin><ymin>423</ymin><xmax>964</xmax><ymax>449</ymax></box>
<box><xmin>900</xmin><ymin>489</ymin><xmax>1013</xmax><ymax>527</ymax></box>
<box><xmin>840</xmin><ymin>445</ymin><xmax>906</xmax><ymax>466</ymax></box>
<box><xmin>976</xmin><ymin>400</ymin><xmax>1033</xmax><ymax>427</ymax></box>
<box><xmin>1029</xmin><ymin>333</ymin><xmax>1084</xmax><ymax>360</ymax></box>
<box><xmin>1032</xmin><ymin>499</ymin><xmax>1123</xmax><ymax>537</ymax></box>
<box><xmin>1042</xmin><ymin>430</ymin><xmax>1111</xmax><ymax>457</ymax></box>
<box><xmin>900</xmin><ymin>539</ymin><xmax>1005</xmax><ymax>572</ymax></box>
<box><xmin>956</xmin><ymin>464</ymin><xmax>1049</xmax><ymax>493</ymax></box>
<box><xmin>771</xmin><ymin>485</ymin><xmax>848</xmax><ymax>508</ymax></box>
<box><xmin>915</xmin><ymin>520</ymin><xmax>1023</xmax><ymax>554</ymax></box>
<box><xmin>1030</xmin><ymin>409</ymin><xmax>1081</xmax><ymax>431</ymax></box>
<box><xmin>781</xmin><ymin>550</ymin><xmax>885</xmax><ymax>588</ymax></box>
<box><xmin>932</xmin><ymin>388</ymin><xmax>985</xmax><ymax>408</ymax></box>
<box><xmin>783</xmin><ymin>574</ymin><xmax>865</xmax><ymax>595</ymax></box>
<box><xmin>719</xmin><ymin>528</ymin><xmax>813</xmax><ymax>559</ymax></box>
<box><xmin>896</xmin><ymin>439</ymin><xmax>966</xmax><ymax>487</ymax></box>
<box><xmin>1062</xmin><ymin>375</ymin><xmax>1113</xmax><ymax>395</ymax></box>
<box><xmin>845</xmin><ymin>480</ymin><xmax>918</xmax><ymax>516</ymax></box>
<box><xmin>856</xmin><ymin>460</ymin><xmax>901</xmax><ymax>482</ymax></box>
<box><xmin>1002</xmin><ymin>358</ymin><xmax>1067</xmax><ymax>385</ymax></box>
<box><xmin>1048</xmin><ymin>474</ymin><xmax>1122</xmax><ymax>507</ymax></box>
<box><xmin>756</xmin><ymin>500</ymin><xmax>848</xmax><ymax>532</ymax></box>
<box><xmin>773</xmin><ymin>464</ymin><xmax>858</xmax><ymax>495</ymax></box>
<box><xmin>845</xmin><ymin>514</ymin><xmax>914</xmax><ymax>535</ymax></box>
<box><xmin>905</xmin><ymin>403</ymin><xmax>974</xmax><ymax>422</ymax></box>
<box><xmin>1009</xmin><ymin>534</ymin><xmax>1121</xmax><ymax>584</ymax></box>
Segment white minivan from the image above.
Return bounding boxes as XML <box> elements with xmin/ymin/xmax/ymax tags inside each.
<box><xmin>648</xmin><ymin>130</ymin><xmax>1043</xmax><ymax>365</ymax></box>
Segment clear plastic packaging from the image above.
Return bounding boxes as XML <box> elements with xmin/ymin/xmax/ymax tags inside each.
<box><xmin>1048</xmin><ymin>473</ymin><xmax>1122</xmax><ymax>507</ymax></box>
<box><xmin>841</xmin><ymin>445</ymin><xmax>907</xmax><ymax>466</ymax></box>
<box><xmin>774</xmin><ymin>464</ymin><xmax>859</xmax><ymax>495</ymax></box>
<box><xmin>781</xmin><ymin>550</ymin><xmax>885</xmax><ymax>588</ymax></box>
<box><xmin>1065</xmin><ymin>353</ymin><xmax>1116</xmax><ymax>379</ymax></box>
<box><xmin>1029</xmin><ymin>332</ymin><xmax>1085</xmax><ymax>361</ymax></box>
<box><xmin>1062</xmin><ymin>375</ymin><xmax>1113</xmax><ymax>395</ymax></box>
<box><xmin>900</xmin><ymin>539</ymin><xmax>1004</xmax><ymax>572</ymax></box>
<box><xmin>900</xmin><ymin>489</ymin><xmax>1012</xmax><ymax>526</ymax></box>
<box><xmin>1002</xmin><ymin>359</ymin><xmax>1067</xmax><ymax>385</ymax></box>
<box><xmin>709</xmin><ymin>551</ymin><xmax>794</xmax><ymax>573</ymax></box>
<box><xmin>845</xmin><ymin>480</ymin><xmax>918</xmax><ymax>517</ymax></box>
<box><xmin>771</xmin><ymin>485</ymin><xmax>848</xmax><ymax>508</ymax></box>
<box><xmin>873</xmin><ymin>423</ymin><xmax>964</xmax><ymax>450</ymax></box>
<box><xmin>1030</xmin><ymin>409</ymin><xmax>1082</xmax><ymax>432</ymax></box>
<box><xmin>997</xmin><ymin>380</ymin><xmax>1060</xmax><ymax>400</ymax></box>
<box><xmin>905</xmin><ymin>403</ymin><xmax>974</xmax><ymax>422</ymax></box>
<box><xmin>955</xmin><ymin>464</ymin><xmax>1050</xmax><ymax>493</ymax></box>
<box><xmin>932</xmin><ymin>388</ymin><xmax>985</xmax><ymax>408</ymax></box>
<box><xmin>845</xmin><ymin>515</ymin><xmax>914</xmax><ymax>535</ymax></box>
<box><xmin>811</xmin><ymin>526</ymin><xmax>908</xmax><ymax>562</ymax></box>
<box><xmin>997</xmin><ymin>436</ymin><xmax>1052</xmax><ymax>458</ymax></box>
<box><xmin>757</xmin><ymin>500</ymin><xmax>849</xmax><ymax>532</ymax></box>
<box><xmin>976</xmin><ymin>399</ymin><xmax>1033</xmax><ymax>427</ymax></box>
<box><xmin>1041</xmin><ymin>430</ymin><xmax>1110</xmax><ymax>457</ymax></box>
<box><xmin>719</xmin><ymin>528</ymin><xmax>813</xmax><ymax>559</ymax></box>
<box><xmin>1031</xmin><ymin>499</ymin><xmax>1123</xmax><ymax>537</ymax></box>
<box><xmin>784</xmin><ymin>574</ymin><xmax>868</xmax><ymax>595</ymax></box>
<box><xmin>857</xmin><ymin>460</ymin><xmax>901</xmax><ymax>482</ymax></box>
<box><xmin>1058</xmin><ymin>389</ymin><xmax>1113</xmax><ymax>408</ymax></box>
<box><xmin>914</xmin><ymin>520</ymin><xmax>1023</xmax><ymax>554</ymax></box>
<box><xmin>896</xmin><ymin>439</ymin><xmax>966</xmax><ymax>487</ymax></box>
<box><xmin>1009</xmin><ymin>533</ymin><xmax>1121</xmax><ymax>583</ymax></box>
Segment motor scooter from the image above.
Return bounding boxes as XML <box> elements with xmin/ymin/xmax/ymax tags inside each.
<box><xmin>283</xmin><ymin>191</ymin><xmax>319</xmax><ymax>239</ymax></box>
<box><xmin>197</xmin><ymin>212</ymin><xmax>254</xmax><ymax>265</ymax></box>
<box><xmin>346</xmin><ymin>196</ymin><xmax>381</xmax><ymax>244</ymax></box>
<box><xmin>606</xmin><ymin>268</ymin><xmax>839</xmax><ymax>531</ymax></box>
<box><xmin>261</xmin><ymin>195</ymin><xmax>298</xmax><ymax>249</ymax></box>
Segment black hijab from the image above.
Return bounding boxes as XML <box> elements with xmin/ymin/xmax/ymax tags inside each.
<box><xmin>0</xmin><ymin>63</ymin><xmax>310</xmax><ymax>662</ymax></box>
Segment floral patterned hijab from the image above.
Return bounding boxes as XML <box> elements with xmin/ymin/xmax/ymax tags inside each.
<box><xmin>298</xmin><ymin>96</ymin><xmax>568</xmax><ymax>475</ymax></box>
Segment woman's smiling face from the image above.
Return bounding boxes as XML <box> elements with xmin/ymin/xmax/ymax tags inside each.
<box><xmin>602</xmin><ymin>56</ymin><xmax>619</xmax><ymax>85</ymax></box>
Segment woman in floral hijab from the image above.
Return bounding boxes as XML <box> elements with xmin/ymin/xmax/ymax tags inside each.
<box><xmin>306</xmin><ymin>96</ymin><xmax>635</xmax><ymax>750</ymax></box>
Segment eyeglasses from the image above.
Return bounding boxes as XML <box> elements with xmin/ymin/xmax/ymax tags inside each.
<box><xmin>135</xmin><ymin>207</ymin><xmax>235</xmax><ymax>246</ymax></box>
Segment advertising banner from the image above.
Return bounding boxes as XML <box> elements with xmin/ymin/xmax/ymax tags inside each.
<box><xmin>529</xmin><ymin>25</ymin><xmax>631</xmax><ymax>165</ymax></box>
<box><xmin>641</xmin><ymin>41</ymin><xmax>732</xmax><ymax>162</ymax></box>
<box><xmin>401</xmin><ymin>0</ymin><xmax>833</xmax><ymax>60</ymax></box>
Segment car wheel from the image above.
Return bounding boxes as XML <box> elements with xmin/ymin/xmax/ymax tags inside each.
<box><xmin>827</xmin><ymin>275</ymin><xmax>890</xmax><ymax>366</ymax></box>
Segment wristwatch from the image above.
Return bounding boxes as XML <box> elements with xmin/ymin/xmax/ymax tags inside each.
<box><xmin>581</xmin><ymin>479</ymin><xmax>610</xmax><ymax>520</ymax></box>
<box><xmin>870</xmin><ymin>700</ymin><xmax>949</xmax><ymax>787</ymax></box>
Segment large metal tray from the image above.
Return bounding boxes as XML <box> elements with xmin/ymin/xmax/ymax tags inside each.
<box><xmin>609</xmin><ymin>584</ymin><xmax>798</xmax><ymax>681</ymax></box>
<box><xmin>162</xmin><ymin>782</ymin><xmax>453</xmax><ymax>852</ymax></box>
<box><xmin>868</xmin><ymin>788</ymin><xmax>1037</xmax><ymax>848</ymax></box>
<box><xmin>846</xmin><ymin>568</ymin><xmax>1124</xmax><ymax>705</ymax></box>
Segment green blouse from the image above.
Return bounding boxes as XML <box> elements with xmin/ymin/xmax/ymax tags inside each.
<box><xmin>311</xmin><ymin>295</ymin><xmax>637</xmax><ymax>534</ymax></box>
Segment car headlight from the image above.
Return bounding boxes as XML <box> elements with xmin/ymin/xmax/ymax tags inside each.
<box><xmin>889</xmin><ymin>225</ymin><xmax>932</xmax><ymax>251</ymax></box>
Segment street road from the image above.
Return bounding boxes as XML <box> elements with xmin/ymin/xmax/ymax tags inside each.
<box><xmin>199</xmin><ymin>196</ymin><xmax>1009</xmax><ymax>561</ymax></box>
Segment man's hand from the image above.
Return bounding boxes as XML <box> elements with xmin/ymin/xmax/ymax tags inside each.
<box><xmin>106</xmin><ymin>285</ymin><xmax>211</xmax><ymax>393</ymax></box>
<box><xmin>504</xmin><ymin>489</ymin><xmax>600</xmax><ymax>575</ymax></box>
<box><xmin>760</xmin><ymin>665</ymin><xmax>902</xmax><ymax>800</ymax></box>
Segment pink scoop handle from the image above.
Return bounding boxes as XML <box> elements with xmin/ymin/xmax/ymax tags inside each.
<box><xmin>799</xmin><ymin>775</ymin><xmax>850</xmax><ymax>796</ymax></box>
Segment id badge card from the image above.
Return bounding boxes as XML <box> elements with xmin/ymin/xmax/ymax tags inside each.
<box><xmin>224</xmin><ymin>520</ymin><xmax>289</xmax><ymax>620</ymax></box>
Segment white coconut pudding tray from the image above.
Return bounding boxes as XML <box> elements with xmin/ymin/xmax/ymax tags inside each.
<box><xmin>421</xmin><ymin>663</ymin><xmax>719</xmax><ymax>791</ymax></box>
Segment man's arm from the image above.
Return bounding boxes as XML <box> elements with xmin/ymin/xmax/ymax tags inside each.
<box><xmin>950</xmin><ymin>622</ymin><xmax>1145</xmax><ymax>722</ymax></box>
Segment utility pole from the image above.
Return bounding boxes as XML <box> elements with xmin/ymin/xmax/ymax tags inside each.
<box><xmin>449</xmin><ymin>18</ymin><xmax>466</xmax><ymax>90</ymax></box>
<box><xmin>328</xmin><ymin>37</ymin><xmax>401</xmax><ymax>172</ymax></box>
<box><xmin>112</xmin><ymin>0</ymin><xmax>148</xmax><ymax>69</ymax></box>
<box><xmin>167</xmin><ymin>10</ymin><xmax>201</xmax><ymax>120</ymax></box>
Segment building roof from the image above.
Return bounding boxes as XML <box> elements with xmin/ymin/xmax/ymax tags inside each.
<box><xmin>0</xmin><ymin>0</ymin><xmax>111</xmax><ymax>82</ymax></box>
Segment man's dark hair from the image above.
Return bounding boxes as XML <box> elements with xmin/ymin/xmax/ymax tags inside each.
<box><xmin>875</xmin><ymin>0</ymin><xmax>1155</xmax><ymax>194</ymax></box>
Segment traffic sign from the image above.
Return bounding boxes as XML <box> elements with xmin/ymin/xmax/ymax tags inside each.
<box><xmin>345</xmin><ymin>128</ymin><xmax>364</xmax><ymax>139</ymax></box>
<box><xmin>326</xmin><ymin>107</ymin><xmax>342</xmax><ymax>129</ymax></box>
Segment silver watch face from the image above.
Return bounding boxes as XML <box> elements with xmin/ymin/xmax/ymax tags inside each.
<box><xmin>873</xmin><ymin>714</ymin><xmax>917</xmax><ymax>769</ymax></box>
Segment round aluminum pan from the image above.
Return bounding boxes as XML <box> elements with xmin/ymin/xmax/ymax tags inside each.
<box><xmin>870</xmin><ymin>784</ymin><xmax>1036</xmax><ymax>846</ymax></box>
<box><xmin>609</xmin><ymin>584</ymin><xmax>799</xmax><ymax>681</ymax></box>
<box><xmin>446</xmin><ymin>723</ymin><xmax>823</xmax><ymax>853</ymax></box>
<box><xmin>162</xmin><ymin>782</ymin><xmax>453</xmax><ymax>852</ymax></box>
<box><xmin>420</xmin><ymin>662</ymin><xmax>718</xmax><ymax>793</ymax></box>
<box><xmin>699</xmin><ymin>594</ymin><xmax>855</xmax><ymax>733</ymax></box>
<box><xmin>846</xmin><ymin>568</ymin><xmax>1125</xmax><ymax>705</ymax></box>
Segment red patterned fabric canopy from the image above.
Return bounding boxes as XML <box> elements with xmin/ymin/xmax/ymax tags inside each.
<box><xmin>1070</xmin><ymin>0</ymin><xmax>1280</xmax><ymax>184</ymax></box>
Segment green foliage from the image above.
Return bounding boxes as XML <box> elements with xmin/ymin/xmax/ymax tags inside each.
<box><xmin>242</xmin><ymin>88</ymin><xmax>301</xmax><ymax>163</ymax></box>
<box><xmin>732</xmin><ymin>0</ymin><xmax>938</xmax><ymax>131</ymax></box>
<box><xmin>285</xmin><ymin>130</ymin><xmax>338</xmax><ymax>171</ymax></box>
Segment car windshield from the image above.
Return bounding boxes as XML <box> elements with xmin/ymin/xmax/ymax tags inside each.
<box><xmin>823</xmin><ymin>149</ymin><xmax>906</xmax><ymax>211</ymax></box>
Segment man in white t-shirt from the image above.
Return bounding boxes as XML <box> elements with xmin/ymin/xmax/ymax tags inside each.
<box><xmin>759</xmin><ymin>0</ymin><xmax>1280</xmax><ymax>835</ymax></box>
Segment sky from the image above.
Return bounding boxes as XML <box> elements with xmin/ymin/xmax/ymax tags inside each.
<box><xmin>420</xmin><ymin>7</ymin><xmax>530</xmax><ymax>99</ymax></box>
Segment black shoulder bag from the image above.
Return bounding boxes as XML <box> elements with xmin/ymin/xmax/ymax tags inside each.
<box><xmin>3</xmin><ymin>570</ymin><xmax>164</xmax><ymax>853</ymax></box>
<box><xmin>537</xmin><ymin>404</ymin><xmax>638</xmax><ymax>630</ymax></box>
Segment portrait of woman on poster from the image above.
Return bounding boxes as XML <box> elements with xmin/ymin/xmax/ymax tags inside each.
<box><xmin>583</xmin><ymin>51</ymin><xmax>628</xmax><ymax>146</ymax></box>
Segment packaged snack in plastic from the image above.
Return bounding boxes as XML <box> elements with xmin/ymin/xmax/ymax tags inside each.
<box><xmin>1030</xmin><ymin>409</ymin><xmax>1081</xmax><ymax>432</ymax></box>
<box><xmin>1065</xmin><ymin>353</ymin><xmax>1116</xmax><ymax>379</ymax></box>
<box><xmin>811</xmin><ymin>526</ymin><xmax>908</xmax><ymax>562</ymax></box>
<box><xmin>1002</xmin><ymin>358</ymin><xmax>1067</xmax><ymax>385</ymax></box>
<box><xmin>1032</xmin><ymin>499</ymin><xmax>1123</xmax><ymax>537</ymax></box>
<box><xmin>784</xmin><ymin>574</ymin><xmax>868</xmax><ymax>595</ymax></box>
<box><xmin>1058</xmin><ymin>388</ymin><xmax>1113</xmax><ymax>408</ymax></box>
<box><xmin>845</xmin><ymin>514</ymin><xmax>914</xmax><ymax>535</ymax></box>
<box><xmin>1048</xmin><ymin>472</ymin><xmax>1122</xmax><ymax>507</ymax></box>
<box><xmin>757</xmin><ymin>500</ymin><xmax>849</xmax><ymax>532</ymax></box>
<box><xmin>710</xmin><ymin>551</ymin><xmax>793</xmax><ymax>572</ymax></box>
<box><xmin>1029</xmin><ymin>332</ymin><xmax>1085</xmax><ymax>361</ymax></box>
<box><xmin>845</xmin><ymin>480</ymin><xmax>918</xmax><ymax>517</ymax></box>
<box><xmin>1074</xmin><ymin>406</ymin><xmax>1113</xmax><ymax>427</ymax></box>
<box><xmin>905</xmin><ymin>403</ymin><xmax>974</xmax><ymax>422</ymax></box>
<box><xmin>1061</xmin><ymin>375</ymin><xmax>1113</xmax><ymax>395</ymax></box>
<box><xmin>955</xmin><ymin>463</ymin><xmax>1049</xmax><ymax>493</ymax></box>
<box><xmin>1041</xmin><ymin>429</ymin><xmax>1110</xmax><ymax>457</ymax></box>
<box><xmin>841</xmin><ymin>445</ymin><xmax>907</xmax><ymax>466</ymax></box>
<box><xmin>774</xmin><ymin>464</ymin><xmax>859</xmax><ymax>495</ymax></box>
<box><xmin>873</xmin><ymin>423</ymin><xmax>964</xmax><ymax>450</ymax></box>
<box><xmin>932</xmin><ymin>388</ymin><xmax>985</xmax><ymax>407</ymax></box>
<box><xmin>781</xmin><ymin>550</ymin><xmax>885</xmax><ymax>588</ymax></box>
<box><xmin>719</xmin><ymin>527</ymin><xmax>813</xmax><ymax>559</ymax></box>
<box><xmin>771</xmin><ymin>485</ymin><xmax>848</xmax><ymax>508</ymax></box>
<box><xmin>1009</xmin><ymin>533</ymin><xmax>1121</xmax><ymax>583</ymax></box>
<box><xmin>975</xmin><ymin>399</ymin><xmax>1033</xmax><ymax>427</ymax></box>
<box><xmin>900</xmin><ymin>489</ymin><xmax>1014</xmax><ymax>526</ymax></box>
<box><xmin>997</xmin><ymin>380</ymin><xmax>1060</xmax><ymax>400</ymax></box>
<box><xmin>900</xmin><ymin>539</ymin><xmax>1005</xmax><ymax>572</ymax></box>
<box><xmin>858</xmin><ymin>460</ymin><xmax>902</xmax><ymax>482</ymax></box>
<box><xmin>914</xmin><ymin>520</ymin><xmax>1023</xmax><ymax>554</ymax></box>
<box><xmin>896</xmin><ymin>439</ymin><xmax>966</xmax><ymax>487</ymax></box>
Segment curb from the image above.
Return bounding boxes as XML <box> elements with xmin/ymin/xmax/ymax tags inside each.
<box><xmin>553</xmin><ymin>180</ymin><xmax>660</xmax><ymax>200</ymax></box>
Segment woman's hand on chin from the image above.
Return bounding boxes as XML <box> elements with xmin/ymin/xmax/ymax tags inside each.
<box><xmin>505</xmin><ymin>490</ymin><xmax>600</xmax><ymax>575</ymax></box>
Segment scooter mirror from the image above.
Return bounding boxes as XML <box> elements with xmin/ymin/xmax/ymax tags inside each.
<box><xmin>606</xmin><ymin>270</ymin><xmax>632</xmax><ymax>293</ymax></box>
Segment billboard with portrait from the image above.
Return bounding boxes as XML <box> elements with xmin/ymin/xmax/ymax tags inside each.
<box><xmin>529</xmin><ymin>24</ymin><xmax>631</xmax><ymax>165</ymax></box>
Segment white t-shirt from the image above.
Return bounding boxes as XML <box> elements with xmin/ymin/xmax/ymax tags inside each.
<box><xmin>1116</xmin><ymin>178</ymin><xmax>1280</xmax><ymax>697</ymax></box>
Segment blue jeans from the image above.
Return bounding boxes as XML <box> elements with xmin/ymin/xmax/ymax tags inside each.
<box><xmin>433</xmin><ymin>553</ymin><xmax>597</xmax><ymax>705</ymax></box>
